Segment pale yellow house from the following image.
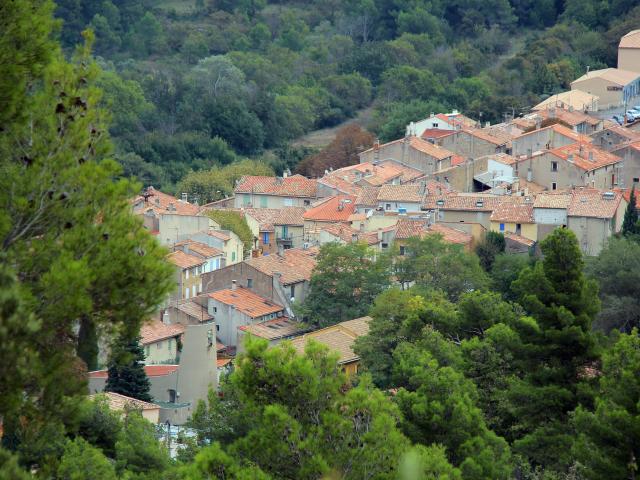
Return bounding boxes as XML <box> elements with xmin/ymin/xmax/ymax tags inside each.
<box><xmin>289</xmin><ymin>317</ymin><xmax>371</xmax><ymax>377</ymax></box>
<box><xmin>140</xmin><ymin>320</ymin><xmax>185</xmax><ymax>365</ymax></box>
<box><xmin>618</xmin><ymin>30</ymin><xmax>640</xmax><ymax>74</ymax></box>
<box><xmin>233</xmin><ymin>174</ymin><xmax>318</xmax><ymax>209</ymax></box>
<box><xmin>489</xmin><ymin>200</ymin><xmax>537</xmax><ymax>241</ymax></box>
<box><xmin>166</xmin><ymin>250</ymin><xmax>206</xmax><ymax>301</ymax></box>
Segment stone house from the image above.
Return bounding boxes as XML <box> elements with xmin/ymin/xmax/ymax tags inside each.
<box><xmin>233</xmin><ymin>174</ymin><xmax>317</xmax><ymax>209</ymax></box>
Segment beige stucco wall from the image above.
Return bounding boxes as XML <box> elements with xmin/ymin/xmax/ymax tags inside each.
<box><xmin>144</xmin><ymin>337</ymin><xmax>180</xmax><ymax>365</ymax></box>
<box><xmin>437</xmin><ymin>131</ymin><xmax>504</xmax><ymax>158</ymax></box>
<box><xmin>571</xmin><ymin>77</ymin><xmax>624</xmax><ymax>109</ymax></box>
<box><xmin>568</xmin><ymin>216</ymin><xmax>614</xmax><ymax>255</ymax></box>
<box><xmin>360</xmin><ymin>141</ymin><xmax>452</xmax><ymax>175</ymax></box>
<box><xmin>490</xmin><ymin>221</ymin><xmax>537</xmax><ymax>241</ymax></box>
<box><xmin>438</xmin><ymin>210</ymin><xmax>493</xmax><ymax>229</ymax></box>
<box><xmin>433</xmin><ymin>156</ymin><xmax>489</xmax><ymax>192</ymax></box>
<box><xmin>619</xmin><ymin>48</ymin><xmax>640</xmax><ymax>74</ymax></box>
<box><xmin>517</xmin><ymin>153</ymin><xmax>618</xmax><ymax>190</ymax></box>
<box><xmin>512</xmin><ymin>130</ymin><xmax>577</xmax><ymax>157</ymax></box>
<box><xmin>159</xmin><ymin>214</ymin><xmax>216</xmax><ymax>247</ymax></box>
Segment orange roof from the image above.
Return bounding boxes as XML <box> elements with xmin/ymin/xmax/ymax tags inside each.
<box><xmin>324</xmin><ymin>160</ymin><xmax>424</xmax><ymax>187</ymax></box>
<box><xmin>515</xmin><ymin>123</ymin><xmax>592</xmax><ymax>144</ymax></box>
<box><xmin>174</xmin><ymin>240</ymin><xmax>223</xmax><ymax>258</ymax></box>
<box><xmin>461</xmin><ymin>128</ymin><xmax>508</xmax><ymax>146</ymax></box>
<box><xmin>317</xmin><ymin>175</ymin><xmax>363</xmax><ymax>195</ymax></box>
<box><xmin>209</xmin><ymin>287</ymin><xmax>284</xmax><ymax>318</ymax></box>
<box><xmin>176</xmin><ymin>300</ymin><xmax>212</xmax><ymax>321</ymax></box>
<box><xmin>217</xmin><ymin>358</ymin><xmax>232</xmax><ymax>368</ymax></box>
<box><xmin>234</xmin><ymin>175</ymin><xmax>317</xmax><ymax>198</ymax></box>
<box><xmin>490</xmin><ymin>202</ymin><xmax>535</xmax><ymax>223</ymax></box>
<box><xmin>166</xmin><ymin>250</ymin><xmax>206</xmax><ymax>269</ymax></box>
<box><xmin>621</xmin><ymin>187</ymin><xmax>640</xmax><ymax>208</ymax></box>
<box><xmin>355</xmin><ymin>186</ymin><xmax>381</xmax><ymax>207</ymax></box>
<box><xmin>246</xmin><ymin>247</ymin><xmax>318</xmax><ymax>285</ymax></box>
<box><xmin>451</xmin><ymin>155</ymin><xmax>466</xmax><ymax>166</ymax></box>
<box><xmin>567</xmin><ymin>189</ymin><xmax>622</xmax><ymax>218</ymax></box>
<box><xmin>206</xmin><ymin>230</ymin><xmax>231</xmax><ymax>241</ymax></box>
<box><xmin>395</xmin><ymin>218</ymin><xmax>427</xmax><ymax>239</ymax></box>
<box><xmin>132</xmin><ymin>186</ymin><xmax>200</xmax><ymax>216</ymax></box>
<box><xmin>303</xmin><ymin>195</ymin><xmax>357</xmax><ymax>222</ymax></box>
<box><xmin>320</xmin><ymin>223</ymin><xmax>380</xmax><ymax>245</ymax></box>
<box><xmin>505</xmin><ymin>233</ymin><xmax>535</xmax><ymax>247</ymax></box>
<box><xmin>535</xmin><ymin>109</ymin><xmax>601</xmax><ymax>127</ymax></box>
<box><xmin>550</xmin><ymin>142</ymin><xmax>621</xmax><ymax>172</ymax></box>
<box><xmin>239</xmin><ymin>317</ymin><xmax>302</xmax><ymax>340</ymax></box>
<box><xmin>422</xmin><ymin>128</ymin><xmax>455</xmax><ymax>139</ymax></box>
<box><xmin>423</xmin><ymin>193</ymin><xmax>504</xmax><ymax>212</ymax></box>
<box><xmin>533</xmin><ymin>193</ymin><xmax>572</xmax><ymax>209</ymax></box>
<box><xmin>89</xmin><ymin>365</ymin><xmax>178</xmax><ymax>379</ymax></box>
<box><xmin>140</xmin><ymin>320</ymin><xmax>184</xmax><ymax>345</ymax></box>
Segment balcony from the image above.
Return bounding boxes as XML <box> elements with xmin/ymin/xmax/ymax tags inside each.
<box><xmin>276</xmin><ymin>235</ymin><xmax>293</xmax><ymax>246</ymax></box>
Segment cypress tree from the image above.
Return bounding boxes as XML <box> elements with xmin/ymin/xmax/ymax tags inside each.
<box><xmin>77</xmin><ymin>316</ymin><xmax>99</xmax><ymax>371</ymax></box>
<box><xmin>105</xmin><ymin>336</ymin><xmax>152</xmax><ymax>402</ymax></box>
<box><xmin>622</xmin><ymin>186</ymin><xmax>639</xmax><ymax>236</ymax></box>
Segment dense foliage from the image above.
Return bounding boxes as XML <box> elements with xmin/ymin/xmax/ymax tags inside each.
<box><xmin>50</xmin><ymin>0</ymin><xmax>640</xmax><ymax>189</ymax></box>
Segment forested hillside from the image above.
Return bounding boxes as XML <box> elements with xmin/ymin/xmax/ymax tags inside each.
<box><xmin>54</xmin><ymin>0</ymin><xmax>640</xmax><ymax>192</ymax></box>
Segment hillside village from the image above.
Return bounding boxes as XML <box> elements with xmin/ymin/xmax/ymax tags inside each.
<box><xmin>81</xmin><ymin>30</ymin><xmax>640</xmax><ymax>428</ymax></box>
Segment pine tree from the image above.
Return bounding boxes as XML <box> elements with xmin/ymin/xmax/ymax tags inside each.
<box><xmin>622</xmin><ymin>186</ymin><xmax>639</xmax><ymax>236</ymax></box>
<box><xmin>105</xmin><ymin>336</ymin><xmax>152</xmax><ymax>402</ymax></box>
<box><xmin>509</xmin><ymin>228</ymin><xmax>600</xmax><ymax>469</ymax></box>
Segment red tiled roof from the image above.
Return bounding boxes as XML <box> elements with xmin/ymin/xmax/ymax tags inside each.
<box><xmin>320</xmin><ymin>223</ymin><xmax>380</xmax><ymax>245</ymax></box>
<box><xmin>490</xmin><ymin>202</ymin><xmax>535</xmax><ymax>223</ymax></box>
<box><xmin>206</xmin><ymin>230</ymin><xmax>231</xmax><ymax>241</ymax></box>
<box><xmin>217</xmin><ymin>358</ymin><xmax>232</xmax><ymax>368</ymax></box>
<box><xmin>515</xmin><ymin>123</ymin><xmax>592</xmax><ymax>144</ymax></box>
<box><xmin>533</xmin><ymin>193</ymin><xmax>572</xmax><ymax>209</ymax></box>
<box><xmin>567</xmin><ymin>189</ymin><xmax>622</xmax><ymax>218</ymax></box>
<box><xmin>166</xmin><ymin>250</ymin><xmax>206</xmax><ymax>269</ymax></box>
<box><xmin>377</xmin><ymin>184</ymin><xmax>424</xmax><ymax>203</ymax></box>
<box><xmin>427</xmin><ymin>224</ymin><xmax>473</xmax><ymax>245</ymax></box>
<box><xmin>317</xmin><ymin>175</ymin><xmax>363</xmax><ymax>195</ymax></box>
<box><xmin>245</xmin><ymin>207</ymin><xmax>306</xmax><ymax>232</ymax></box>
<box><xmin>245</xmin><ymin>247</ymin><xmax>319</xmax><ymax>285</ymax></box>
<box><xmin>451</xmin><ymin>155</ymin><xmax>465</xmax><ymax>166</ymax></box>
<box><xmin>303</xmin><ymin>195</ymin><xmax>357</xmax><ymax>222</ymax></box>
<box><xmin>132</xmin><ymin>187</ymin><xmax>200</xmax><ymax>216</ymax></box>
<box><xmin>140</xmin><ymin>320</ymin><xmax>185</xmax><ymax>345</ymax></box>
<box><xmin>462</xmin><ymin>128</ymin><xmax>508</xmax><ymax>146</ymax></box>
<box><xmin>423</xmin><ymin>193</ymin><xmax>504</xmax><ymax>212</ymax></box>
<box><xmin>209</xmin><ymin>286</ymin><xmax>284</xmax><ymax>318</ymax></box>
<box><xmin>89</xmin><ymin>365</ymin><xmax>178</xmax><ymax>379</ymax></box>
<box><xmin>90</xmin><ymin>392</ymin><xmax>160</xmax><ymax>411</ymax></box>
<box><xmin>535</xmin><ymin>109</ymin><xmax>601</xmax><ymax>127</ymax></box>
<box><xmin>176</xmin><ymin>300</ymin><xmax>212</xmax><ymax>321</ymax></box>
<box><xmin>234</xmin><ymin>175</ymin><xmax>317</xmax><ymax>198</ymax></box>
<box><xmin>355</xmin><ymin>186</ymin><xmax>381</xmax><ymax>207</ymax></box>
<box><xmin>550</xmin><ymin>142</ymin><xmax>621</xmax><ymax>172</ymax></box>
<box><xmin>505</xmin><ymin>233</ymin><xmax>536</xmax><ymax>247</ymax></box>
<box><xmin>421</xmin><ymin>128</ymin><xmax>455</xmax><ymax>139</ymax></box>
<box><xmin>361</xmin><ymin>136</ymin><xmax>455</xmax><ymax>161</ymax></box>
<box><xmin>395</xmin><ymin>219</ymin><xmax>427</xmax><ymax>239</ymax></box>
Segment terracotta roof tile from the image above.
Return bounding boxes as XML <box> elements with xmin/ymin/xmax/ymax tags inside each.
<box><xmin>567</xmin><ymin>189</ymin><xmax>622</xmax><ymax>218</ymax></box>
<box><xmin>166</xmin><ymin>250</ymin><xmax>206</xmax><ymax>269</ymax></box>
<box><xmin>207</xmin><ymin>230</ymin><xmax>231</xmax><ymax>241</ymax></box>
<box><xmin>174</xmin><ymin>240</ymin><xmax>223</xmax><ymax>258</ymax></box>
<box><xmin>320</xmin><ymin>223</ymin><xmax>380</xmax><ymax>245</ymax></box>
<box><xmin>515</xmin><ymin>123</ymin><xmax>592</xmax><ymax>144</ymax></box>
<box><xmin>533</xmin><ymin>90</ymin><xmax>599</xmax><ymax>111</ymax></box>
<box><xmin>572</xmin><ymin>68</ymin><xmax>640</xmax><ymax>87</ymax></box>
<box><xmin>209</xmin><ymin>286</ymin><xmax>284</xmax><ymax>318</ymax></box>
<box><xmin>462</xmin><ymin>128</ymin><xmax>508</xmax><ymax>146</ymax></box>
<box><xmin>90</xmin><ymin>392</ymin><xmax>160</xmax><ymax>411</ymax></box>
<box><xmin>140</xmin><ymin>320</ymin><xmax>185</xmax><ymax>345</ymax></box>
<box><xmin>421</xmin><ymin>128</ymin><xmax>455</xmax><ymax>139</ymax></box>
<box><xmin>550</xmin><ymin>142</ymin><xmax>621</xmax><ymax>172</ymax></box>
<box><xmin>245</xmin><ymin>207</ymin><xmax>306</xmax><ymax>232</ymax></box>
<box><xmin>289</xmin><ymin>317</ymin><xmax>371</xmax><ymax>364</ymax></box>
<box><xmin>245</xmin><ymin>247</ymin><xmax>318</xmax><ymax>285</ymax></box>
<box><xmin>176</xmin><ymin>300</ymin><xmax>212</xmax><ymax>321</ymax></box>
<box><xmin>317</xmin><ymin>175</ymin><xmax>363</xmax><ymax>195</ymax></box>
<box><xmin>239</xmin><ymin>317</ymin><xmax>302</xmax><ymax>340</ymax></box>
<box><xmin>533</xmin><ymin>193</ymin><xmax>572</xmax><ymax>209</ymax></box>
<box><xmin>423</xmin><ymin>193</ymin><xmax>504</xmax><ymax>212</ymax></box>
<box><xmin>133</xmin><ymin>187</ymin><xmax>200</xmax><ymax>216</ymax></box>
<box><xmin>355</xmin><ymin>186</ymin><xmax>381</xmax><ymax>207</ymax></box>
<box><xmin>427</xmin><ymin>224</ymin><xmax>473</xmax><ymax>245</ymax></box>
<box><xmin>303</xmin><ymin>195</ymin><xmax>357</xmax><ymax>222</ymax></box>
<box><xmin>377</xmin><ymin>184</ymin><xmax>424</xmax><ymax>203</ymax></box>
<box><xmin>234</xmin><ymin>175</ymin><xmax>317</xmax><ymax>198</ymax></box>
<box><xmin>505</xmin><ymin>233</ymin><xmax>536</xmax><ymax>247</ymax></box>
<box><xmin>360</xmin><ymin>136</ymin><xmax>455</xmax><ymax>161</ymax></box>
<box><xmin>535</xmin><ymin>109</ymin><xmax>601</xmax><ymax>127</ymax></box>
<box><xmin>490</xmin><ymin>202</ymin><xmax>535</xmax><ymax>223</ymax></box>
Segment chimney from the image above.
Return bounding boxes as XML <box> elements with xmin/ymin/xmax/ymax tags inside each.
<box><xmin>535</xmin><ymin>119</ymin><xmax>542</xmax><ymax>130</ymax></box>
<box><xmin>588</xmin><ymin>151</ymin><xmax>594</xmax><ymax>162</ymax></box>
<box><xmin>549</xmin><ymin>107</ymin><xmax>556</xmax><ymax>119</ymax></box>
<box><xmin>351</xmin><ymin>233</ymin><xmax>358</xmax><ymax>243</ymax></box>
<box><xmin>374</xmin><ymin>138</ymin><xmax>380</xmax><ymax>150</ymax></box>
<box><xmin>231</xmin><ymin>279</ymin><xmax>237</xmax><ymax>291</ymax></box>
<box><xmin>283</xmin><ymin>170</ymin><xmax>288</xmax><ymax>179</ymax></box>
<box><xmin>181</xmin><ymin>192</ymin><xmax>188</xmax><ymax>203</ymax></box>
<box><xmin>162</xmin><ymin>310</ymin><xmax>170</xmax><ymax>325</ymax></box>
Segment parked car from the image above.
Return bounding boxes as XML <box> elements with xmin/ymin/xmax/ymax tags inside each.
<box><xmin>612</xmin><ymin>115</ymin><xmax>624</xmax><ymax>125</ymax></box>
<box><xmin>626</xmin><ymin>110</ymin><xmax>640</xmax><ymax>121</ymax></box>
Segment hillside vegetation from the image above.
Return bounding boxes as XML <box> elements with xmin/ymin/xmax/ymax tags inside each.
<box><xmin>54</xmin><ymin>0</ymin><xmax>640</xmax><ymax>190</ymax></box>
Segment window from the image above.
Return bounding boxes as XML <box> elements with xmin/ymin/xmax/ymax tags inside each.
<box><xmin>385</xmin><ymin>203</ymin><xmax>391</xmax><ymax>210</ymax></box>
<box><xmin>168</xmin><ymin>339</ymin><xmax>173</xmax><ymax>351</ymax></box>
<box><xmin>433</xmin><ymin>122</ymin><xmax>438</xmax><ymax>128</ymax></box>
<box><xmin>284</xmin><ymin>198</ymin><xmax>293</xmax><ymax>206</ymax></box>
<box><xmin>157</xmin><ymin>342</ymin><xmax>161</xmax><ymax>350</ymax></box>
<box><xmin>213</xmin><ymin>306</ymin><xmax>217</xmax><ymax>313</ymax></box>
<box><xmin>247</xmin><ymin>278</ymin><xmax>253</xmax><ymax>288</ymax></box>
<box><xmin>145</xmin><ymin>346</ymin><xmax>150</xmax><ymax>357</ymax></box>
<box><xmin>262</xmin><ymin>232</ymin><xmax>270</xmax><ymax>245</ymax></box>
<box><xmin>381</xmin><ymin>242</ymin><xmax>389</xmax><ymax>249</ymax></box>
<box><xmin>168</xmin><ymin>389</ymin><xmax>176</xmax><ymax>403</ymax></box>
<box><xmin>185</xmin><ymin>268</ymin><xmax>189</xmax><ymax>279</ymax></box>
<box><xmin>282</xmin><ymin>225</ymin><xmax>289</xmax><ymax>238</ymax></box>
<box><xmin>551</xmin><ymin>182</ymin><xmax>557</xmax><ymax>190</ymax></box>
<box><xmin>634</xmin><ymin>178</ymin><xmax>639</xmax><ymax>183</ymax></box>
<box><xmin>499</xmin><ymin>223</ymin><xmax>505</xmax><ymax>232</ymax></box>
<box><xmin>260</xmin><ymin>196</ymin><xmax>268</xmax><ymax>208</ymax></box>
<box><xmin>290</xmin><ymin>284</ymin><xmax>295</xmax><ymax>299</ymax></box>
<box><xmin>185</xmin><ymin>288</ymin><xmax>190</xmax><ymax>299</ymax></box>
<box><xmin>304</xmin><ymin>200</ymin><xmax>310</xmax><ymax>206</ymax></box>
<box><xmin>243</xmin><ymin>194</ymin><xmax>251</xmax><ymax>206</ymax></box>
<box><xmin>551</xmin><ymin>161</ymin><xmax>558</xmax><ymax>172</ymax></box>
<box><xmin>399</xmin><ymin>245</ymin><xmax>406</xmax><ymax>256</ymax></box>
<box><xmin>231</xmin><ymin>251</ymin><xmax>236</xmax><ymax>262</ymax></box>
<box><xmin>216</xmin><ymin>324</ymin><xmax>220</xmax><ymax>331</ymax></box>
<box><xmin>192</xmin><ymin>285</ymin><xmax>196</xmax><ymax>297</ymax></box>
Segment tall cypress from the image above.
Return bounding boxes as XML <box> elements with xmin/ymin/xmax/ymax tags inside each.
<box><xmin>105</xmin><ymin>335</ymin><xmax>152</xmax><ymax>402</ymax></box>
<box><xmin>622</xmin><ymin>186</ymin><xmax>639</xmax><ymax>236</ymax></box>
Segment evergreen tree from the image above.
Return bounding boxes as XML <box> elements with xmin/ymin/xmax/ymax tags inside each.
<box><xmin>105</xmin><ymin>335</ymin><xmax>152</xmax><ymax>402</ymax></box>
<box><xmin>573</xmin><ymin>330</ymin><xmax>640</xmax><ymax>479</ymax></box>
<box><xmin>622</xmin><ymin>186</ymin><xmax>639</xmax><ymax>236</ymax></box>
<box><xmin>508</xmin><ymin>228</ymin><xmax>600</xmax><ymax>469</ymax></box>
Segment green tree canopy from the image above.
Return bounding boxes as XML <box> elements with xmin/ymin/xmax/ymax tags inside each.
<box><xmin>105</xmin><ymin>335</ymin><xmax>152</xmax><ymax>402</ymax></box>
